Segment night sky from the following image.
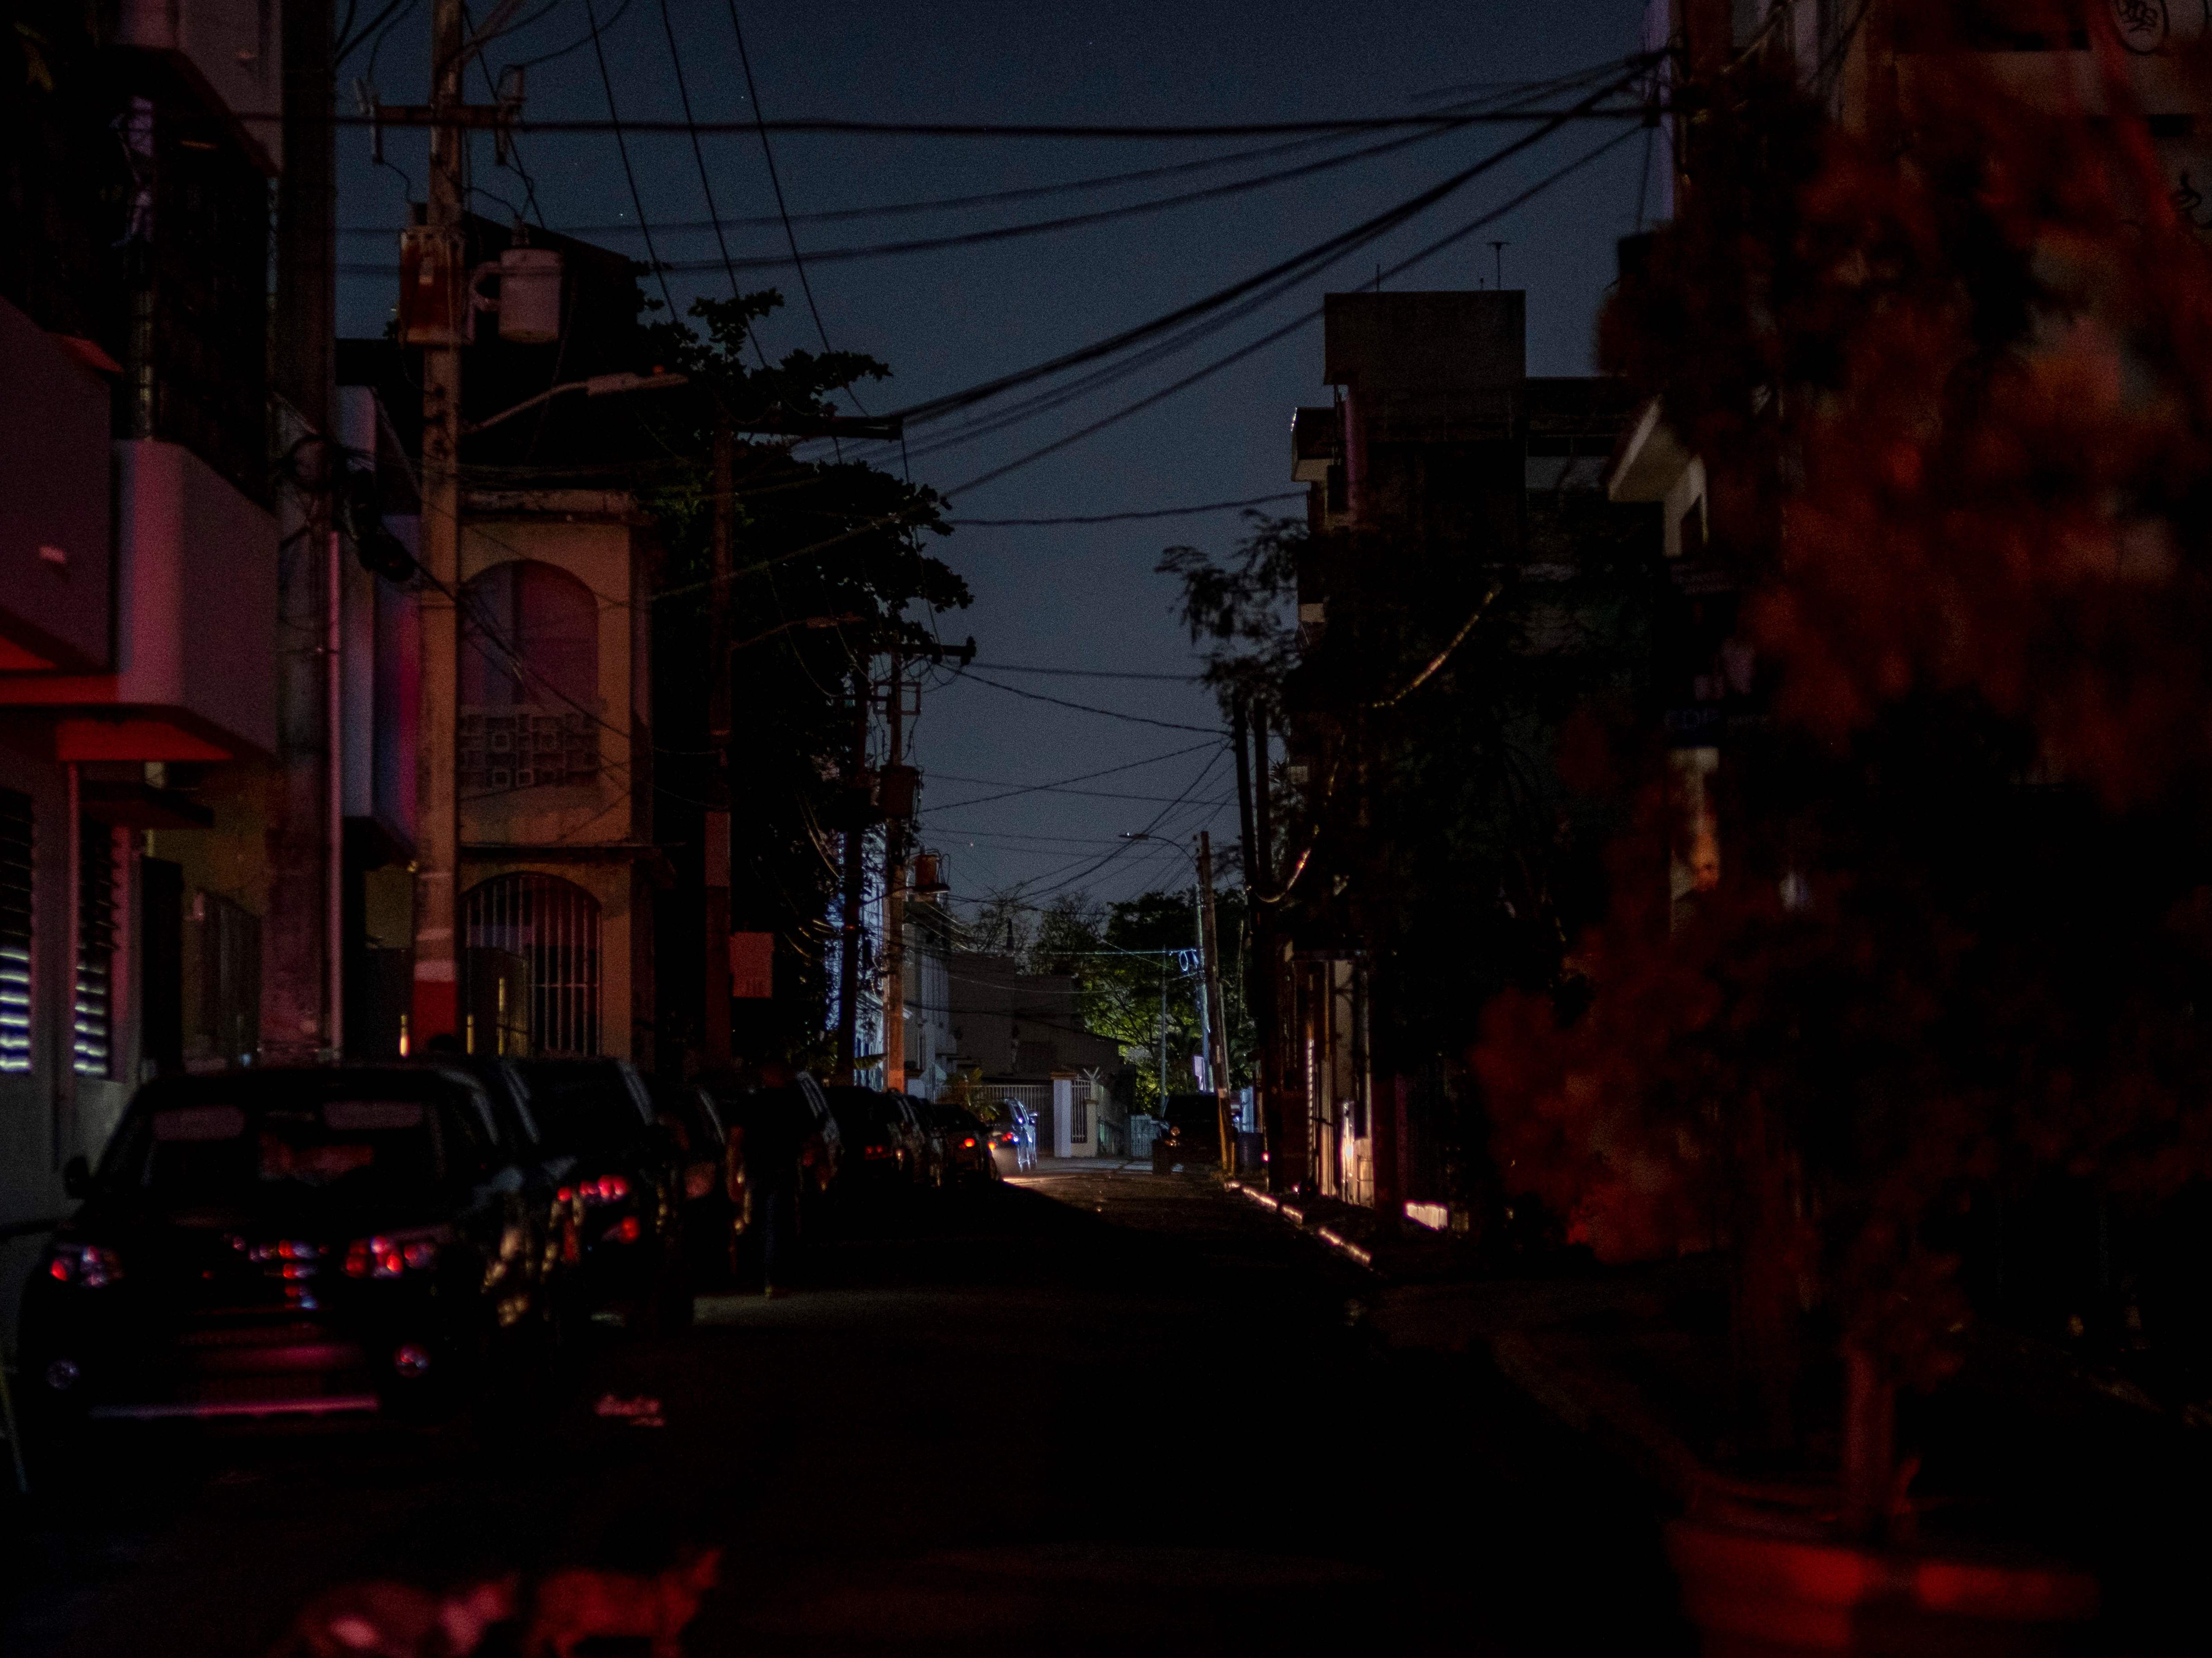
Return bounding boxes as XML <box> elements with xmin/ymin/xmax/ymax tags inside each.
<box><xmin>338</xmin><ymin>0</ymin><xmax>1654</xmax><ymax>914</ymax></box>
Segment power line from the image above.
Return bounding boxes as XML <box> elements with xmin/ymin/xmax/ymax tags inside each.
<box><xmin>937</xmin><ymin>782</ymin><xmax>1232</xmax><ymax>808</ymax></box>
<box><xmin>939</xmin><ymin>121</ymin><xmax>1644</xmax><ymax>501</ymax></box>
<box><xmin>1006</xmin><ymin>751</ymin><xmax>1231</xmax><ymax>904</ymax></box>
<box><xmin>333</xmin><ymin>60</ymin><xmax>1630</xmax><ymax>237</ymax></box>
<box><xmin>967</xmin><ymin>663</ymin><xmax>1199</xmax><ymax>681</ymax></box>
<box><xmin>336</xmin><ymin>103</ymin><xmax>1584</xmax><ymax>278</ymax></box>
<box><xmin>498</xmin><ymin>0</ymin><xmax>639</xmax><ymax>73</ymax></box>
<box><xmin>655</xmin><ymin>0</ymin><xmax>745</xmax><ymax>308</ymax></box>
<box><xmin>311</xmin><ymin>106</ymin><xmax>1655</xmax><ymax>137</ymax></box>
<box><xmin>945</xmin><ymin>669</ymin><xmax>1222</xmax><ymax>734</ymax></box>
<box><xmin>726</xmin><ymin>0</ymin><xmax>839</xmax><ymax>366</ymax></box>
<box><xmin>948</xmin><ymin>491</ymin><xmax>1303</xmax><ymax>526</ymax></box>
<box><xmin>581</xmin><ymin>0</ymin><xmax>677</xmax><ymax>320</ymax></box>
<box><xmin>334</xmin><ymin>129</ymin><xmax>1390</xmax><ymax>237</ymax></box>
<box><xmin>879</xmin><ymin>61</ymin><xmax>1650</xmax><ymax>432</ymax></box>
<box><xmin>920</xmin><ymin>738</ymin><xmax>1222</xmax><ymax>811</ymax></box>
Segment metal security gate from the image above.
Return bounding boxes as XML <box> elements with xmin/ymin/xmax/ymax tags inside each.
<box><xmin>462</xmin><ymin>873</ymin><xmax>600</xmax><ymax>1056</ymax></box>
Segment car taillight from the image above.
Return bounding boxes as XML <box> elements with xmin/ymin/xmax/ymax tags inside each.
<box><xmin>343</xmin><ymin>1236</ymin><xmax>439</xmax><ymax>1279</ymax></box>
<box><xmin>602</xmin><ymin>1214</ymin><xmax>642</xmax><ymax>1244</ymax></box>
<box><xmin>862</xmin><ymin>1144</ymin><xmax>896</xmax><ymax>1160</ymax></box>
<box><xmin>560</xmin><ymin>1174</ymin><xmax>631</xmax><ymax>1206</ymax></box>
<box><xmin>46</xmin><ymin>1243</ymin><xmax>122</xmax><ymax>1288</ymax></box>
<box><xmin>963</xmin><ymin>1137</ymin><xmax>976</xmax><ymax>1148</ymax></box>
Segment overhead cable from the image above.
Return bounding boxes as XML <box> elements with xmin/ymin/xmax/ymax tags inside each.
<box><xmin>581</xmin><ymin>0</ymin><xmax>677</xmax><ymax>318</ymax></box>
<box><xmin>948</xmin><ymin>491</ymin><xmax>1303</xmax><ymax>525</ymax></box>
<box><xmin>944</xmin><ymin>668</ymin><xmax>1223</xmax><ymax>734</ymax></box>
<box><xmin>940</xmin><ymin>121</ymin><xmax>1643</xmax><ymax>499</ymax></box>
<box><xmin>881</xmin><ymin>60</ymin><xmax>1651</xmax><ymax>431</ymax></box>
<box><xmin>314</xmin><ymin>106</ymin><xmax>1652</xmax><ymax>137</ymax></box>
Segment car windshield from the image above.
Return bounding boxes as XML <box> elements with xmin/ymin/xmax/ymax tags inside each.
<box><xmin>104</xmin><ymin>1096</ymin><xmax>443</xmax><ymax>1210</ymax></box>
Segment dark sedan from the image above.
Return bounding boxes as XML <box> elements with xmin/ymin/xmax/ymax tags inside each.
<box><xmin>20</xmin><ymin>1067</ymin><xmax>546</xmax><ymax>1428</ymax></box>
<box><xmin>514</xmin><ymin>1059</ymin><xmax>691</xmax><ymax>1332</ymax></box>
<box><xmin>924</xmin><ymin>1102</ymin><xmax>997</xmax><ymax>1184</ymax></box>
<box><xmin>820</xmin><ymin>1086</ymin><xmax>930</xmax><ymax>1197</ymax></box>
<box><xmin>644</xmin><ymin>1075</ymin><xmax>739</xmax><ymax>1286</ymax></box>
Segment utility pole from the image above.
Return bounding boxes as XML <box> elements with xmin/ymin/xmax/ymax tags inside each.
<box><xmin>410</xmin><ymin>0</ymin><xmax>467</xmax><ymax>1050</ymax></box>
<box><xmin>700</xmin><ymin>415</ymin><xmax>735</xmax><ymax>1076</ymax></box>
<box><xmin>1197</xmin><ymin>830</ymin><xmax>1233</xmax><ymax>1175</ymax></box>
<box><xmin>1157</xmin><ymin>955</ymin><xmax>1168</xmax><ymax>1112</ymax></box>
<box><xmin>879</xmin><ymin>646</ymin><xmax>906</xmax><ymax>1094</ymax></box>
<box><xmin>266</xmin><ymin>0</ymin><xmax>338</xmax><ymax>1065</ymax></box>
<box><xmin>835</xmin><ymin>665</ymin><xmax>869</xmax><ymax>1079</ymax></box>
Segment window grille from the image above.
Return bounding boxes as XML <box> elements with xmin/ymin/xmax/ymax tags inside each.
<box><xmin>462</xmin><ymin>873</ymin><xmax>600</xmax><ymax>1056</ymax></box>
<box><xmin>75</xmin><ymin>820</ymin><xmax>116</xmax><ymax>1077</ymax></box>
<box><xmin>458</xmin><ymin>707</ymin><xmax>599</xmax><ymax>793</ymax></box>
<box><xmin>458</xmin><ymin>561</ymin><xmax>601</xmax><ymax>794</ymax></box>
<box><xmin>0</xmin><ymin>790</ymin><xmax>31</xmax><ymax>1073</ymax></box>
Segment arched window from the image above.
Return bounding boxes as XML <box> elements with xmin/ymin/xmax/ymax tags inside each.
<box><xmin>462</xmin><ymin>873</ymin><xmax>601</xmax><ymax>1056</ymax></box>
<box><xmin>459</xmin><ymin>561</ymin><xmax>600</xmax><ymax>792</ymax></box>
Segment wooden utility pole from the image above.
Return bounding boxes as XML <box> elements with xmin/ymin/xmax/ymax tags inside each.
<box><xmin>834</xmin><ymin>666</ymin><xmax>869</xmax><ymax>1078</ymax></box>
<box><xmin>1197</xmin><ymin>830</ymin><xmax>1233</xmax><ymax>1175</ymax></box>
<box><xmin>410</xmin><ymin>0</ymin><xmax>467</xmax><ymax>1049</ymax></box>
<box><xmin>700</xmin><ymin>415</ymin><xmax>735</xmax><ymax>1074</ymax></box>
<box><xmin>879</xmin><ymin>647</ymin><xmax>906</xmax><ymax>1094</ymax></box>
<box><xmin>267</xmin><ymin>0</ymin><xmax>339</xmax><ymax>1063</ymax></box>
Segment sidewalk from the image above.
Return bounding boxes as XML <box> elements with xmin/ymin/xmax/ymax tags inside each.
<box><xmin>1212</xmin><ymin>1177</ymin><xmax>2212</xmax><ymax>1654</ymax></box>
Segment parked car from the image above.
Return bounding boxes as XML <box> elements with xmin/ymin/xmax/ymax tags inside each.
<box><xmin>644</xmin><ymin>1075</ymin><xmax>738</xmax><ymax>1285</ymax></box>
<box><xmin>19</xmin><ymin>1067</ymin><xmax>549</xmax><ymax>1429</ymax></box>
<box><xmin>894</xmin><ymin>1093</ymin><xmax>949</xmax><ymax>1189</ymax></box>
<box><xmin>420</xmin><ymin>1055</ymin><xmax>573</xmax><ymax>1323</ymax></box>
<box><xmin>514</xmin><ymin>1059</ymin><xmax>691</xmax><ymax>1331</ymax></box>
<box><xmin>820</xmin><ymin>1086</ymin><xmax>931</xmax><ymax>1196</ymax></box>
<box><xmin>924</xmin><ymin>1101</ymin><xmax>997</xmax><ymax>1183</ymax></box>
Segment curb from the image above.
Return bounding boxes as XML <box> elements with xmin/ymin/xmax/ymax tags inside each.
<box><xmin>1223</xmin><ymin>1179</ymin><xmax>1377</xmax><ymax>1271</ymax></box>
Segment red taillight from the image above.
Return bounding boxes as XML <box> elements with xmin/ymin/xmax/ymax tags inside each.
<box><xmin>963</xmin><ymin>1137</ymin><xmax>976</xmax><ymax>1148</ymax></box>
<box><xmin>603</xmin><ymin>1214</ymin><xmax>642</xmax><ymax>1244</ymax></box>
<box><xmin>47</xmin><ymin>1258</ymin><xmax>68</xmax><ymax>1282</ymax></box>
<box><xmin>571</xmin><ymin>1174</ymin><xmax>630</xmax><ymax>1206</ymax></box>
<box><xmin>344</xmin><ymin>1235</ymin><xmax>437</xmax><ymax>1279</ymax></box>
<box><xmin>863</xmin><ymin>1144</ymin><xmax>895</xmax><ymax>1160</ymax></box>
<box><xmin>557</xmin><ymin>1185</ymin><xmax>575</xmax><ymax>1204</ymax></box>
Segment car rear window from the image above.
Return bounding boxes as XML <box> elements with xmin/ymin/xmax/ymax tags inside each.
<box><xmin>118</xmin><ymin>1097</ymin><xmax>445</xmax><ymax>1204</ymax></box>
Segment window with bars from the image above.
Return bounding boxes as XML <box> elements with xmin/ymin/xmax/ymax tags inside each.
<box><xmin>459</xmin><ymin>561</ymin><xmax>601</xmax><ymax>794</ymax></box>
<box><xmin>462</xmin><ymin>873</ymin><xmax>600</xmax><ymax>1057</ymax></box>
<box><xmin>75</xmin><ymin>819</ymin><xmax>117</xmax><ymax>1078</ymax></box>
<box><xmin>0</xmin><ymin>790</ymin><xmax>31</xmax><ymax>1073</ymax></box>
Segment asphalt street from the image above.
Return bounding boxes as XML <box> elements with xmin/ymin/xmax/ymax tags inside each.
<box><xmin>0</xmin><ymin>1163</ymin><xmax>1687</xmax><ymax>1657</ymax></box>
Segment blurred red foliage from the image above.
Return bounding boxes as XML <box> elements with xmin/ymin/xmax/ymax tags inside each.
<box><xmin>1479</xmin><ymin>31</ymin><xmax>2212</xmax><ymax>1401</ymax></box>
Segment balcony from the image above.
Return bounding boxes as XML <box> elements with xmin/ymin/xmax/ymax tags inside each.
<box><xmin>0</xmin><ymin>296</ymin><xmax>114</xmax><ymax>671</ymax></box>
<box><xmin>0</xmin><ymin>440</ymin><xmax>277</xmax><ymax>760</ymax></box>
<box><xmin>114</xmin><ymin>0</ymin><xmax>283</xmax><ymax>172</ymax></box>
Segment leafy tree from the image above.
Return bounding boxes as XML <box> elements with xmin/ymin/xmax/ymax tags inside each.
<box><xmin>637</xmin><ymin>290</ymin><xmax>969</xmax><ymax>1072</ymax></box>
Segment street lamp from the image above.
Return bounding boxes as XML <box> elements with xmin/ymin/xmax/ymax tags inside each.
<box><xmin>462</xmin><ymin>368</ymin><xmax>690</xmax><ymax>437</ymax></box>
<box><xmin>1120</xmin><ymin>830</ymin><xmax>1237</xmax><ymax>1178</ymax></box>
<box><xmin>730</xmin><ymin>613</ymin><xmax>864</xmax><ymax>655</ymax></box>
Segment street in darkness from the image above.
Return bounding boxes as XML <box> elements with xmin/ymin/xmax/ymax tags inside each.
<box><xmin>0</xmin><ymin>1166</ymin><xmax>1681</xmax><ymax>1658</ymax></box>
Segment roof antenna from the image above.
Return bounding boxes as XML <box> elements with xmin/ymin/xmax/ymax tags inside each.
<box><xmin>1490</xmin><ymin>239</ymin><xmax>1510</xmax><ymax>291</ymax></box>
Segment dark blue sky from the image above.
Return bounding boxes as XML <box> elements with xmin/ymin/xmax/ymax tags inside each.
<box><xmin>339</xmin><ymin>0</ymin><xmax>1654</xmax><ymax>912</ymax></box>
